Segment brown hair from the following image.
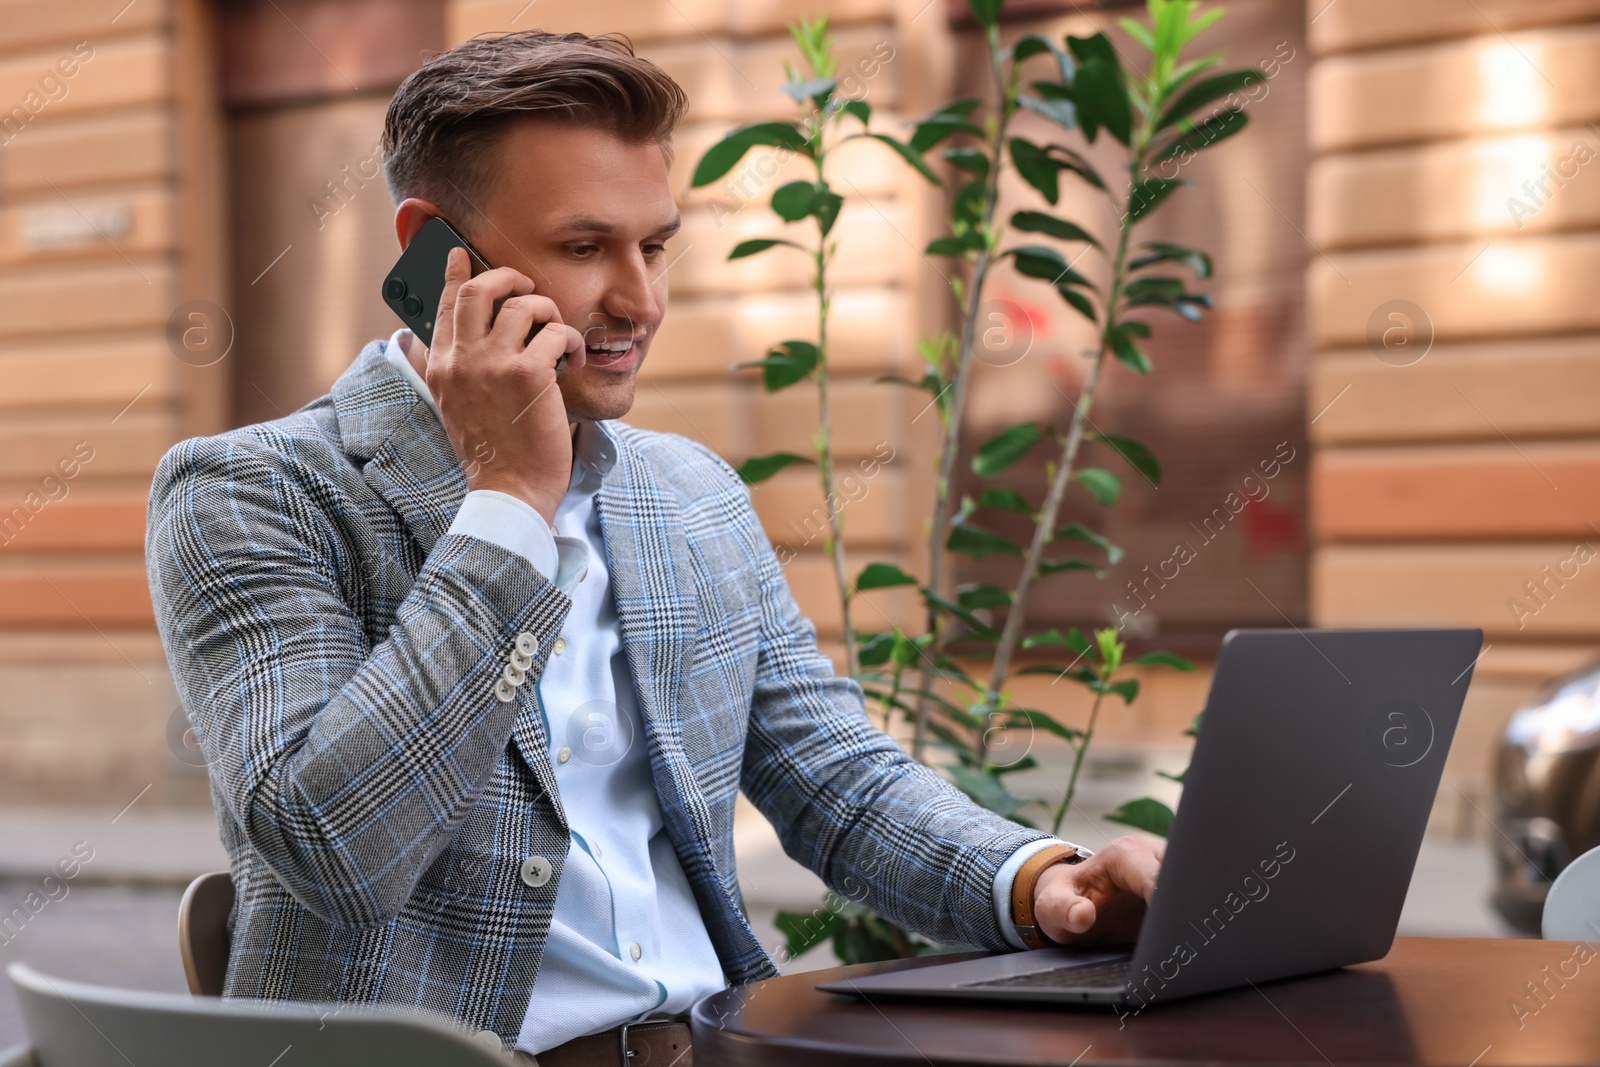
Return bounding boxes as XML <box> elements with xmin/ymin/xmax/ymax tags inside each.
<box><xmin>381</xmin><ymin>30</ymin><xmax>688</xmax><ymax>225</ymax></box>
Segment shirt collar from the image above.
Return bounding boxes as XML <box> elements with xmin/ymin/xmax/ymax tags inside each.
<box><xmin>383</xmin><ymin>327</ymin><xmax>617</xmax><ymax>490</ymax></box>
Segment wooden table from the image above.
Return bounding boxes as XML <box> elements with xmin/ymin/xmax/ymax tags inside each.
<box><xmin>689</xmin><ymin>937</ymin><xmax>1600</xmax><ymax>1066</ymax></box>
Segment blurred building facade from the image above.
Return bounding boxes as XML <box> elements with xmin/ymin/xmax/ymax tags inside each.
<box><xmin>0</xmin><ymin>0</ymin><xmax>1592</xmax><ymax>838</ymax></box>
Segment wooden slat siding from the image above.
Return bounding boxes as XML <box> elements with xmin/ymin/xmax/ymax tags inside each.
<box><xmin>0</xmin><ymin>33</ymin><xmax>170</xmax><ymax>122</ymax></box>
<box><xmin>0</xmin><ymin>415</ymin><xmax>168</xmax><ymax>481</ymax></box>
<box><xmin>644</xmin><ymin>287</ymin><xmax>915</xmax><ymax>380</ymax></box>
<box><xmin>1</xmin><ymin>108</ymin><xmax>171</xmax><ymax>194</ymax></box>
<box><xmin>1310</xmin><ymin>339</ymin><xmax>1600</xmax><ymax>446</ymax></box>
<box><xmin>1310</xmin><ymin>0</ymin><xmax>1600</xmax><ymax>56</ymax></box>
<box><xmin>751</xmin><ymin>378</ymin><xmax>905</xmax><ymax>460</ymax></box>
<box><xmin>1315</xmin><ymin>544</ymin><xmax>1600</xmax><ymax>637</ymax></box>
<box><xmin>1311</xmin><ymin>232</ymin><xmax>1600</xmax><ymax>349</ymax></box>
<box><xmin>1312</xmin><ymin>442</ymin><xmax>1600</xmax><ymax>541</ymax></box>
<box><xmin>0</xmin><ymin>492</ymin><xmax>148</xmax><ymax>552</ymax></box>
<box><xmin>0</xmin><ymin>185</ymin><xmax>173</xmax><ymax>267</ymax></box>
<box><xmin>0</xmin><ymin>259</ymin><xmax>173</xmax><ymax>340</ymax></box>
<box><xmin>752</xmin><ymin>467</ymin><xmax>907</xmax><ymax>549</ymax></box>
<box><xmin>1310</xmin><ymin>24</ymin><xmax>1600</xmax><ymax>154</ymax></box>
<box><xmin>1309</xmin><ymin>127</ymin><xmax>1600</xmax><ymax>250</ymax></box>
<box><xmin>0</xmin><ymin>0</ymin><xmax>169</xmax><ymax>52</ymax></box>
<box><xmin>0</xmin><ymin>564</ymin><xmax>153</xmax><ymax>626</ymax></box>
<box><xmin>0</xmin><ymin>338</ymin><xmax>174</xmax><ymax>413</ymax></box>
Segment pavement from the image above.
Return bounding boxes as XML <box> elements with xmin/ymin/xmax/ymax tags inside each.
<box><xmin>0</xmin><ymin>796</ymin><xmax>1525</xmax><ymax>1051</ymax></box>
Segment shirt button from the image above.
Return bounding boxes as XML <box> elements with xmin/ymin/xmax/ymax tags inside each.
<box><xmin>514</xmin><ymin>632</ymin><xmax>537</xmax><ymax>657</ymax></box>
<box><xmin>520</xmin><ymin>855</ymin><xmax>553</xmax><ymax>888</ymax></box>
<box><xmin>553</xmin><ymin>637</ymin><xmax>567</xmax><ymax>655</ymax></box>
<box><xmin>494</xmin><ymin>679</ymin><xmax>517</xmax><ymax>703</ymax></box>
<box><xmin>557</xmin><ymin>746</ymin><xmax>572</xmax><ymax>764</ymax></box>
<box><xmin>502</xmin><ymin>662</ymin><xmax>526</xmax><ymax>686</ymax></box>
<box><xmin>629</xmin><ymin>942</ymin><xmax>642</xmax><ymax>961</ymax></box>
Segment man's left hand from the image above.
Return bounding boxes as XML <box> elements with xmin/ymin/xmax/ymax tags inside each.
<box><xmin>1033</xmin><ymin>835</ymin><xmax>1164</xmax><ymax>946</ymax></box>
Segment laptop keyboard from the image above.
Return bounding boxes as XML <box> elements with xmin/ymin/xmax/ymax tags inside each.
<box><xmin>963</xmin><ymin>958</ymin><xmax>1132</xmax><ymax>990</ymax></box>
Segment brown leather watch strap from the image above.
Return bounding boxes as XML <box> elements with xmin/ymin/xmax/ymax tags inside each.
<box><xmin>1011</xmin><ymin>844</ymin><xmax>1088</xmax><ymax>950</ymax></box>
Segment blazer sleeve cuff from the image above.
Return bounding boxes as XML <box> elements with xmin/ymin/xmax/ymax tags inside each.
<box><xmin>449</xmin><ymin>490</ymin><xmax>589</xmax><ymax>594</ymax></box>
<box><xmin>992</xmin><ymin>836</ymin><xmax>1075</xmax><ymax>949</ymax></box>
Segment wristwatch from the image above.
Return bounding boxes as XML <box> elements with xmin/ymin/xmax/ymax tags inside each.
<box><xmin>1011</xmin><ymin>843</ymin><xmax>1094</xmax><ymax>949</ymax></box>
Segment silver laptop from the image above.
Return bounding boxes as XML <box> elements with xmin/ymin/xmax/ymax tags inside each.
<box><xmin>817</xmin><ymin>627</ymin><xmax>1483</xmax><ymax>1015</ymax></box>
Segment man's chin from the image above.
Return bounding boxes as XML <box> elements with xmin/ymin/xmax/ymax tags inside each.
<box><xmin>560</xmin><ymin>379</ymin><xmax>637</xmax><ymax>422</ymax></box>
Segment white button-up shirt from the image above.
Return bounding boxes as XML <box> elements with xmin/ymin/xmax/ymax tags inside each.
<box><xmin>383</xmin><ymin>328</ymin><xmax>1068</xmax><ymax>1053</ymax></box>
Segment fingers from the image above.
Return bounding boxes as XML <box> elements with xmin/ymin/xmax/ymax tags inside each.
<box><xmin>453</xmin><ymin>265</ymin><xmax>536</xmax><ymax>348</ymax></box>
<box><xmin>431</xmin><ymin>245</ymin><xmax>470</xmax><ymax>358</ymax></box>
<box><xmin>1107</xmin><ymin>837</ymin><xmax>1162</xmax><ymax>902</ymax></box>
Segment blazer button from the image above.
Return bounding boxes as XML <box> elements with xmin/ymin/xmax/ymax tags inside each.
<box><xmin>494</xmin><ymin>679</ymin><xmax>517</xmax><ymax>703</ymax></box>
<box><xmin>472</xmin><ymin>1030</ymin><xmax>502</xmax><ymax>1051</ymax></box>
<box><xmin>520</xmin><ymin>855</ymin><xmax>553</xmax><ymax>888</ymax></box>
<box><xmin>510</xmin><ymin>647</ymin><xmax>533</xmax><ymax>672</ymax></box>
<box><xmin>515</xmin><ymin>632</ymin><xmax>537</xmax><ymax>657</ymax></box>
<box><xmin>502</xmin><ymin>662</ymin><xmax>526</xmax><ymax>687</ymax></box>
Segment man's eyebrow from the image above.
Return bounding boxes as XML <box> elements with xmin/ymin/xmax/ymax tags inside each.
<box><xmin>556</xmin><ymin>214</ymin><xmax>683</xmax><ymax>237</ymax></box>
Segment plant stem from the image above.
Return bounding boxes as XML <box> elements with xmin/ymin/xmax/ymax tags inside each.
<box><xmin>1052</xmin><ymin>686</ymin><xmax>1106</xmax><ymax>836</ymax></box>
<box><xmin>911</xmin><ymin>23</ymin><xmax>1017</xmax><ymax>763</ymax></box>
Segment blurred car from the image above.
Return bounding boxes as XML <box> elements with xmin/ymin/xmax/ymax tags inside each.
<box><xmin>1492</xmin><ymin>661</ymin><xmax>1600</xmax><ymax>933</ymax></box>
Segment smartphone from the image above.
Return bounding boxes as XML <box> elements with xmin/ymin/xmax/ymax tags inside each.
<box><xmin>380</xmin><ymin>215</ymin><xmax>564</xmax><ymax>369</ymax></box>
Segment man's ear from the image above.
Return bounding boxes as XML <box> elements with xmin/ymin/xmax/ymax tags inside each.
<box><xmin>394</xmin><ymin>198</ymin><xmax>447</xmax><ymax>250</ymax></box>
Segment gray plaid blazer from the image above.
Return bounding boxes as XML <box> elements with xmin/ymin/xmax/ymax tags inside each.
<box><xmin>145</xmin><ymin>339</ymin><xmax>1048</xmax><ymax>1041</ymax></box>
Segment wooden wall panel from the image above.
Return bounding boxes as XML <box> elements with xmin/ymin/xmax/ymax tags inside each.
<box><xmin>0</xmin><ymin>0</ymin><xmax>168</xmax><ymax>52</ymax></box>
<box><xmin>1310</xmin><ymin>24</ymin><xmax>1600</xmax><ymax>153</ymax></box>
<box><xmin>1310</xmin><ymin>338</ymin><xmax>1600</xmax><ymax>446</ymax></box>
<box><xmin>0</xmin><ymin>109</ymin><xmax>171</xmax><ymax>194</ymax></box>
<box><xmin>1312</xmin><ymin>443</ymin><xmax>1600</xmax><ymax>541</ymax></box>
<box><xmin>1310</xmin><ymin>0</ymin><xmax>1600</xmax><ymax>56</ymax></box>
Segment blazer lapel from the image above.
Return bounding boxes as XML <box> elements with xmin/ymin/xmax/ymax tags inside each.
<box><xmin>595</xmin><ymin>438</ymin><xmax>721</xmax><ymax>883</ymax></box>
<box><xmin>331</xmin><ymin>340</ymin><xmax>563</xmax><ymax>817</ymax></box>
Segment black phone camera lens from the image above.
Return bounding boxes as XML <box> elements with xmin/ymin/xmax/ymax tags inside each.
<box><xmin>385</xmin><ymin>277</ymin><xmax>407</xmax><ymax>301</ymax></box>
<box><xmin>402</xmin><ymin>294</ymin><xmax>424</xmax><ymax>318</ymax></box>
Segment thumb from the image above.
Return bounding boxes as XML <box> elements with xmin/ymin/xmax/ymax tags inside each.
<box><xmin>1040</xmin><ymin>884</ymin><xmax>1099</xmax><ymax>941</ymax></box>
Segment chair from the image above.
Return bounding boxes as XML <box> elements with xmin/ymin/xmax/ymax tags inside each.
<box><xmin>177</xmin><ymin>870</ymin><xmax>234</xmax><ymax>997</ymax></box>
<box><xmin>1543</xmin><ymin>842</ymin><xmax>1600</xmax><ymax>941</ymax></box>
<box><xmin>3</xmin><ymin>963</ymin><xmax>510</xmax><ymax>1067</ymax></box>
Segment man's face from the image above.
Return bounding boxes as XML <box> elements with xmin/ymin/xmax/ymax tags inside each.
<box><xmin>467</xmin><ymin>118</ymin><xmax>679</xmax><ymax>422</ymax></box>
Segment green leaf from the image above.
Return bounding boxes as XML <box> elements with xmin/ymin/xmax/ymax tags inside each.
<box><xmin>855</xmin><ymin>562</ymin><xmax>920</xmax><ymax>591</ymax></box>
<box><xmin>864</xmin><ymin>133</ymin><xmax>941</xmax><ymax>185</ymax></box>
<box><xmin>840</xmin><ymin>99</ymin><xmax>870</xmax><ymax>125</ymax></box>
<box><xmin>1056</xmin><ymin>284</ymin><xmax>1097</xmax><ymax>324</ymax></box>
<box><xmin>691</xmin><ymin>122</ymin><xmax>811</xmax><ymax>187</ymax></box>
<box><xmin>813</xmin><ymin>191</ymin><xmax>843</xmax><ymax>235</ymax></box>
<box><xmin>956</xmin><ymin>583</ymin><xmax>1013</xmax><ymax>609</ymax></box>
<box><xmin>1154</xmin><ymin>107</ymin><xmax>1249</xmax><ymax>164</ymax></box>
<box><xmin>733</xmin><ymin>340</ymin><xmax>819</xmax><ymax>391</ymax></box>
<box><xmin>943</xmin><ymin>146</ymin><xmax>991</xmax><ymax>181</ymax></box>
<box><xmin>1009</xmin><ymin>137</ymin><xmax>1062</xmax><ymax>206</ymax></box>
<box><xmin>1156</xmin><ymin>69</ymin><xmax>1266</xmax><ymax>132</ymax></box>
<box><xmin>977</xmin><ymin>486</ymin><xmax>1033</xmax><ymax>515</ymax></box>
<box><xmin>973</xmin><ymin>422</ymin><xmax>1043</xmax><ymax>476</ymax></box>
<box><xmin>910</xmin><ymin>116</ymin><xmax>984</xmax><ymax>153</ymax></box>
<box><xmin>855</xmin><ymin>630</ymin><xmax>896</xmax><ymax>667</ymax></box>
<box><xmin>946</xmin><ymin>521</ymin><xmax>1023</xmax><ymax>559</ymax></box>
<box><xmin>1073</xmin><ymin>55</ymin><xmax>1133</xmax><ymax>145</ymax></box>
<box><xmin>1129</xmin><ymin>241</ymin><xmax>1212</xmax><ymax>279</ymax></box>
<box><xmin>775</xmin><ymin>906</ymin><xmax>842</xmax><ymax>959</ymax></box>
<box><xmin>729</xmin><ymin>238</ymin><xmax>802</xmax><ymax>260</ymax></box>
<box><xmin>1097</xmin><ymin>677</ymin><xmax>1139</xmax><ymax>704</ymax></box>
<box><xmin>1021</xmin><ymin>627</ymin><xmax>1093</xmax><ymax>657</ymax></box>
<box><xmin>1091</xmin><ymin>431</ymin><xmax>1161</xmax><ymax>486</ymax></box>
<box><xmin>1009</xmin><ymin>210</ymin><xmax>1100</xmax><ymax>248</ymax></box>
<box><xmin>1185</xmin><ymin>712</ymin><xmax>1204</xmax><ymax>738</ymax></box>
<box><xmin>1019</xmin><ymin>92</ymin><xmax>1078</xmax><ymax>131</ymax></box>
<box><xmin>1127</xmin><ymin>178</ymin><xmax>1185</xmax><ymax>222</ymax></box>
<box><xmin>1006</xmin><ymin>708</ymin><xmax>1082</xmax><ymax>744</ymax></box>
<box><xmin>1118</xmin><ymin>16</ymin><xmax>1156</xmax><ymax>52</ymax></box>
<box><xmin>1131</xmin><ymin>650</ymin><xmax>1195</xmax><ymax>670</ymax></box>
<box><xmin>1039</xmin><ymin>557</ymin><xmax>1104</xmax><ymax>576</ymax></box>
<box><xmin>1048</xmin><ymin>143</ymin><xmax>1107</xmax><ymax>191</ymax></box>
<box><xmin>771</xmin><ymin>181</ymin><xmax>818</xmax><ymax>222</ymax></box>
<box><xmin>1106</xmin><ymin>797</ymin><xmax>1174</xmax><ymax>837</ymax></box>
<box><xmin>1110</xmin><ymin>329</ymin><xmax>1151</xmax><ymax>374</ymax></box>
<box><xmin>1073</xmin><ymin>467</ymin><xmax>1121</xmax><ymax>506</ymax></box>
<box><xmin>966</xmin><ymin>0</ymin><xmax>1003</xmax><ymax>30</ymax></box>
<box><xmin>1007</xmin><ymin>245</ymin><xmax>1090</xmax><ymax>288</ymax></box>
<box><xmin>1053</xmin><ymin>522</ymin><xmax>1122</xmax><ymax>564</ymax></box>
<box><xmin>736</xmin><ymin>451</ymin><xmax>813</xmax><ymax>483</ymax></box>
<box><xmin>926</xmin><ymin>236</ymin><xmax>975</xmax><ymax>257</ymax></box>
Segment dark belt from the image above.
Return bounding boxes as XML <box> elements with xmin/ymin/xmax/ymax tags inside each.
<box><xmin>513</xmin><ymin>1013</ymin><xmax>693</xmax><ymax>1067</ymax></box>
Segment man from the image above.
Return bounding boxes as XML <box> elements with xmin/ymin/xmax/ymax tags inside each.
<box><xmin>146</xmin><ymin>28</ymin><xmax>1162</xmax><ymax>1065</ymax></box>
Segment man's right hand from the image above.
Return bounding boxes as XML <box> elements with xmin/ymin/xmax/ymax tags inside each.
<box><xmin>425</xmin><ymin>244</ymin><xmax>586</xmax><ymax>526</ymax></box>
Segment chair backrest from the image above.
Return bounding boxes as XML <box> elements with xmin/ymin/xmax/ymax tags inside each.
<box><xmin>7</xmin><ymin>963</ymin><xmax>511</xmax><ymax>1067</ymax></box>
<box><xmin>178</xmin><ymin>870</ymin><xmax>234</xmax><ymax>997</ymax></box>
<box><xmin>1544</xmin><ymin>843</ymin><xmax>1600</xmax><ymax>941</ymax></box>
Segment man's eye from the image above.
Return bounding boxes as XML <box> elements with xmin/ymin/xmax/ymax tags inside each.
<box><xmin>643</xmin><ymin>243</ymin><xmax>667</xmax><ymax>256</ymax></box>
<box><xmin>569</xmin><ymin>245</ymin><xmax>598</xmax><ymax>258</ymax></box>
